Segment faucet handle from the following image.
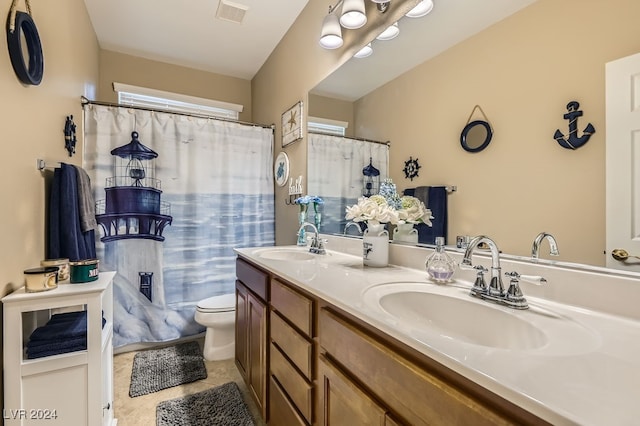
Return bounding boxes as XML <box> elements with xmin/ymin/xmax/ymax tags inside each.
<box><xmin>503</xmin><ymin>271</ymin><xmax>529</xmax><ymax>309</ymax></box>
<box><xmin>519</xmin><ymin>274</ymin><xmax>547</xmax><ymax>285</ymax></box>
<box><xmin>470</xmin><ymin>265</ymin><xmax>488</xmax><ymax>297</ymax></box>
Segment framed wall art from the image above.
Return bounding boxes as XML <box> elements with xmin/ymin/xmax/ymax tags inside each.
<box><xmin>281</xmin><ymin>101</ymin><xmax>303</xmax><ymax>147</ymax></box>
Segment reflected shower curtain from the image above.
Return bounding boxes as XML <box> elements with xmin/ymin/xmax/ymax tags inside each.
<box><xmin>83</xmin><ymin>105</ymin><xmax>274</xmax><ymax>348</ymax></box>
<box><xmin>308</xmin><ymin>133</ymin><xmax>389</xmax><ymax>234</ymax></box>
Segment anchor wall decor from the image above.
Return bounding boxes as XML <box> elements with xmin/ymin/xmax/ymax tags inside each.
<box><xmin>553</xmin><ymin>101</ymin><xmax>595</xmax><ymax>150</ymax></box>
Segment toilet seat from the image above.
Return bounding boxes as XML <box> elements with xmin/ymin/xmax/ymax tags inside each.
<box><xmin>196</xmin><ymin>293</ymin><xmax>235</xmax><ymax>313</ymax></box>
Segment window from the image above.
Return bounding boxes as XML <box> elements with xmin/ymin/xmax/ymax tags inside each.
<box><xmin>308</xmin><ymin>116</ymin><xmax>348</xmax><ymax>136</ymax></box>
<box><xmin>114</xmin><ymin>82</ymin><xmax>242</xmax><ymax>120</ymax></box>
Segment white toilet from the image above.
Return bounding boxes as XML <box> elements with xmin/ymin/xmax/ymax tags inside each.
<box><xmin>194</xmin><ymin>293</ymin><xmax>236</xmax><ymax>361</ymax></box>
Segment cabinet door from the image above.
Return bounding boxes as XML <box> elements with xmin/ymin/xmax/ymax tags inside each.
<box><xmin>235</xmin><ymin>281</ymin><xmax>249</xmax><ymax>376</ymax></box>
<box><xmin>319</xmin><ymin>355</ymin><xmax>387</xmax><ymax>426</ymax></box>
<box><xmin>248</xmin><ymin>290</ymin><xmax>268</xmax><ymax>419</ymax></box>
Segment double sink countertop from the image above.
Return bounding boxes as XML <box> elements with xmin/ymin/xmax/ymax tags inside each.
<box><xmin>235</xmin><ymin>237</ymin><xmax>640</xmax><ymax>426</ymax></box>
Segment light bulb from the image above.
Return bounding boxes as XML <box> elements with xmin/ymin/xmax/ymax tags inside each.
<box><xmin>354</xmin><ymin>43</ymin><xmax>373</xmax><ymax>58</ymax></box>
<box><xmin>319</xmin><ymin>12</ymin><xmax>343</xmax><ymax>49</ymax></box>
<box><xmin>406</xmin><ymin>0</ymin><xmax>434</xmax><ymax>18</ymax></box>
<box><xmin>376</xmin><ymin>22</ymin><xmax>399</xmax><ymax>41</ymax></box>
<box><xmin>340</xmin><ymin>0</ymin><xmax>367</xmax><ymax>29</ymax></box>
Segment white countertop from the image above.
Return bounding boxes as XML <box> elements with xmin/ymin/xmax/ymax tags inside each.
<box><xmin>235</xmin><ymin>242</ymin><xmax>640</xmax><ymax>426</ymax></box>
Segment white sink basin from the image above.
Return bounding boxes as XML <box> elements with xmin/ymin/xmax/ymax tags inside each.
<box><xmin>378</xmin><ymin>290</ymin><xmax>546</xmax><ymax>350</ymax></box>
<box><xmin>255</xmin><ymin>248</ymin><xmax>316</xmax><ymax>261</ymax></box>
<box><xmin>362</xmin><ymin>281</ymin><xmax>599</xmax><ymax>355</ymax></box>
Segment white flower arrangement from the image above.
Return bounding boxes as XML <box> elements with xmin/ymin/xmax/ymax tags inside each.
<box><xmin>345</xmin><ymin>179</ymin><xmax>433</xmax><ymax>227</ymax></box>
<box><xmin>398</xmin><ymin>195</ymin><xmax>433</xmax><ymax>226</ymax></box>
<box><xmin>345</xmin><ymin>195</ymin><xmax>399</xmax><ymax>226</ymax></box>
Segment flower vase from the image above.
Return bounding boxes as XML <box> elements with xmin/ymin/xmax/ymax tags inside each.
<box><xmin>297</xmin><ymin>207</ymin><xmax>308</xmax><ymax>246</ymax></box>
<box><xmin>313</xmin><ymin>202</ymin><xmax>322</xmax><ymax>231</ymax></box>
<box><xmin>392</xmin><ymin>223</ymin><xmax>419</xmax><ymax>244</ymax></box>
<box><xmin>363</xmin><ymin>223</ymin><xmax>389</xmax><ymax>267</ymax></box>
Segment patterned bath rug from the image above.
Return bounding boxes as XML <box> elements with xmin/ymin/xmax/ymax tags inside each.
<box><xmin>129</xmin><ymin>341</ymin><xmax>208</xmax><ymax>397</ymax></box>
<box><xmin>156</xmin><ymin>382</ymin><xmax>255</xmax><ymax>426</ymax></box>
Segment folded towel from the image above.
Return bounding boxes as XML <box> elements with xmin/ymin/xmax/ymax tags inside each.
<box><xmin>47</xmin><ymin>310</ymin><xmax>86</xmax><ymax>325</ymax></box>
<box><xmin>26</xmin><ymin>341</ymin><xmax>87</xmax><ymax>359</ymax></box>
<box><xmin>74</xmin><ymin>165</ymin><xmax>97</xmax><ymax>233</ymax></box>
<box><xmin>29</xmin><ymin>312</ymin><xmax>87</xmax><ymax>342</ymax></box>
<box><xmin>27</xmin><ymin>335</ymin><xmax>86</xmax><ymax>350</ymax></box>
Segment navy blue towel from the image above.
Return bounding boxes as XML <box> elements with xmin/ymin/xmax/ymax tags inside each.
<box><xmin>29</xmin><ymin>311</ymin><xmax>87</xmax><ymax>342</ymax></box>
<box><xmin>404</xmin><ymin>186</ymin><xmax>448</xmax><ymax>245</ymax></box>
<box><xmin>26</xmin><ymin>340</ymin><xmax>87</xmax><ymax>359</ymax></box>
<box><xmin>47</xmin><ymin>163</ymin><xmax>97</xmax><ymax>261</ymax></box>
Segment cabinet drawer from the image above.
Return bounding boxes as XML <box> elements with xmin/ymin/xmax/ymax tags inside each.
<box><xmin>271</xmin><ymin>311</ymin><xmax>313</xmax><ymax>379</ymax></box>
<box><xmin>319</xmin><ymin>308</ymin><xmax>511</xmax><ymax>426</ymax></box>
<box><xmin>270</xmin><ymin>342</ymin><xmax>313</xmax><ymax>423</ymax></box>
<box><xmin>271</xmin><ymin>279</ymin><xmax>313</xmax><ymax>336</ymax></box>
<box><xmin>269</xmin><ymin>376</ymin><xmax>307</xmax><ymax>426</ymax></box>
<box><xmin>236</xmin><ymin>258</ymin><xmax>268</xmax><ymax>301</ymax></box>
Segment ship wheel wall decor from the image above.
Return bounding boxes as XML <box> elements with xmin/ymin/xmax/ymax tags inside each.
<box><xmin>403</xmin><ymin>156</ymin><xmax>421</xmax><ymax>181</ymax></box>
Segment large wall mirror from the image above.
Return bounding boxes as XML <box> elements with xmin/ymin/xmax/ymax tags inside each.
<box><xmin>307</xmin><ymin>0</ymin><xmax>640</xmax><ymax>269</ymax></box>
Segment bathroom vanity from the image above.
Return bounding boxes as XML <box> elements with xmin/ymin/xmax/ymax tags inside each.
<box><xmin>234</xmin><ymin>237</ymin><xmax>640</xmax><ymax>425</ymax></box>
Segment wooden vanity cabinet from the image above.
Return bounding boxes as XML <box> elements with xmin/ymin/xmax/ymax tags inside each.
<box><xmin>269</xmin><ymin>278</ymin><xmax>315</xmax><ymax>425</ymax></box>
<box><xmin>235</xmin><ymin>258</ymin><xmax>269</xmax><ymax>420</ymax></box>
<box><xmin>318</xmin><ymin>307</ymin><xmax>548</xmax><ymax>426</ymax></box>
<box><xmin>235</xmin><ymin>255</ymin><xmax>548</xmax><ymax>426</ymax></box>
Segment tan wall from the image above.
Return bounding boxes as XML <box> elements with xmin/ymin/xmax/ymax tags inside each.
<box><xmin>0</xmin><ymin>0</ymin><xmax>99</xmax><ymax>296</ymax></box>
<box><xmin>0</xmin><ymin>0</ymin><xmax>100</xmax><ymax>414</ymax></box>
<box><xmin>254</xmin><ymin>0</ymin><xmax>420</xmax><ymax>245</ymax></box>
<box><xmin>308</xmin><ymin>94</ymin><xmax>355</xmax><ymax>138</ymax></box>
<box><xmin>353</xmin><ymin>0</ymin><xmax>640</xmax><ymax>266</ymax></box>
<box><xmin>98</xmin><ymin>50</ymin><xmax>253</xmax><ymax>122</ymax></box>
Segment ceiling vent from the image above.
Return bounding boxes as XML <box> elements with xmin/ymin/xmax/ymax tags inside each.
<box><xmin>215</xmin><ymin>0</ymin><xmax>249</xmax><ymax>24</ymax></box>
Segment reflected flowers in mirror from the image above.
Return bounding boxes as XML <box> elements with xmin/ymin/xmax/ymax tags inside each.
<box><xmin>398</xmin><ymin>195</ymin><xmax>433</xmax><ymax>226</ymax></box>
<box><xmin>345</xmin><ymin>195</ymin><xmax>399</xmax><ymax>226</ymax></box>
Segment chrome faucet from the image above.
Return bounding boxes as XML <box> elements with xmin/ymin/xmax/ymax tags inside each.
<box><xmin>462</xmin><ymin>235</ymin><xmax>546</xmax><ymax>309</ymax></box>
<box><xmin>461</xmin><ymin>235</ymin><xmax>505</xmax><ymax>300</ymax></box>
<box><xmin>531</xmin><ymin>232</ymin><xmax>559</xmax><ymax>261</ymax></box>
<box><xmin>343</xmin><ymin>221</ymin><xmax>363</xmax><ymax>236</ymax></box>
<box><xmin>297</xmin><ymin>222</ymin><xmax>326</xmax><ymax>254</ymax></box>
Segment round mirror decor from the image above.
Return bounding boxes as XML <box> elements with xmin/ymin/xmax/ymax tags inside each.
<box><xmin>460</xmin><ymin>105</ymin><xmax>493</xmax><ymax>153</ymax></box>
<box><xmin>6</xmin><ymin>1</ymin><xmax>43</xmax><ymax>86</ymax></box>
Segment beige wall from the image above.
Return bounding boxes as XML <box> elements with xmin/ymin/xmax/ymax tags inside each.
<box><xmin>308</xmin><ymin>94</ymin><xmax>355</xmax><ymax>137</ymax></box>
<box><xmin>0</xmin><ymin>0</ymin><xmax>99</xmax><ymax>295</ymax></box>
<box><xmin>253</xmin><ymin>0</ymin><xmax>420</xmax><ymax>245</ymax></box>
<box><xmin>352</xmin><ymin>0</ymin><xmax>640</xmax><ymax>266</ymax></box>
<box><xmin>0</xmin><ymin>0</ymin><xmax>100</xmax><ymax>413</ymax></box>
<box><xmin>98</xmin><ymin>50</ymin><xmax>253</xmax><ymax>122</ymax></box>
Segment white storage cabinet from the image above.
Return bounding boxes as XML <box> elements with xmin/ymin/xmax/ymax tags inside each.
<box><xmin>2</xmin><ymin>271</ymin><xmax>116</xmax><ymax>426</ymax></box>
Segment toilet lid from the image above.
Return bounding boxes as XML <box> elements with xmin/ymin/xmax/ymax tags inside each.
<box><xmin>197</xmin><ymin>293</ymin><xmax>235</xmax><ymax>313</ymax></box>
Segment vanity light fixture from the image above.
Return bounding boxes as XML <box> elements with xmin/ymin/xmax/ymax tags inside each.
<box><xmin>376</xmin><ymin>22</ymin><xmax>399</xmax><ymax>40</ymax></box>
<box><xmin>354</xmin><ymin>43</ymin><xmax>373</xmax><ymax>58</ymax></box>
<box><xmin>340</xmin><ymin>0</ymin><xmax>367</xmax><ymax>29</ymax></box>
<box><xmin>319</xmin><ymin>6</ymin><xmax>344</xmax><ymax>49</ymax></box>
<box><xmin>406</xmin><ymin>0</ymin><xmax>434</xmax><ymax>18</ymax></box>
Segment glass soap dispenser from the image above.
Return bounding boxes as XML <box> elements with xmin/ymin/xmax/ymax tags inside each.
<box><xmin>425</xmin><ymin>237</ymin><xmax>456</xmax><ymax>283</ymax></box>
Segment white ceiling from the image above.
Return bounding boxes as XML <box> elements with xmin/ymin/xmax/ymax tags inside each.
<box><xmin>83</xmin><ymin>0</ymin><xmax>537</xmax><ymax>99</ymax></box>
<box><xmin>83</xmin><ymin>0</ymin><xmax>310</xmax><ymax>80</ymax></box>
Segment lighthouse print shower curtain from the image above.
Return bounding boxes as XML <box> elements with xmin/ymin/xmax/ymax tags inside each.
<box><xmin>83</xmin><ymin>104</ymin><xmax>275</xmax><ymax>348</ymax></box>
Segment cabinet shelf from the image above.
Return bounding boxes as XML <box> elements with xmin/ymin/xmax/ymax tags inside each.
<box><xmin>3</xmin><ymin>271</ymin><xmax>116</xmax><ymax>426</ymax></box>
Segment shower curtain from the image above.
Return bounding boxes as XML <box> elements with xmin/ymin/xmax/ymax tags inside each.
<box><xmin>308</xmin><ymin>133</ymin><xmax>389</xmax><ymax>234</ymax></box>
<box><xmin>83</xmin><ymin>104</ymin><xmax>274</xmax><ymax>348</ymax></box>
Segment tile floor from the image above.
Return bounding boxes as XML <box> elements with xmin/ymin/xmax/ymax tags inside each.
<box><xmin>113</xmin><ymin>339</ymin><xmax>265</xmax><ymax>425</ymax></box>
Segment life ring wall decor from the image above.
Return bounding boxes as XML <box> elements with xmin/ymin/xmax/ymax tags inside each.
<box><xmin>6</xmin><ymin>0</ymin><xmax>44</xmax><ymax>85</ymax></box>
